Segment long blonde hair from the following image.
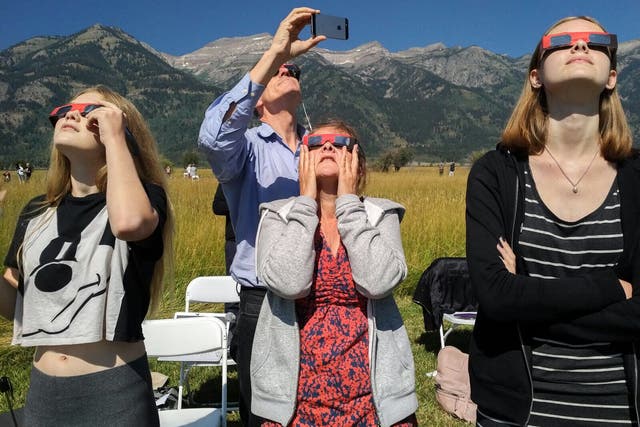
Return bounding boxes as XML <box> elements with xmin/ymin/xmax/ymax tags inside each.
<box><xmin>44</xmin><ymin>85</ymin><xmax>174</xmax><ymax>314</ymax></box>
<box><xmin>501</xmin><ymin>16</ymin><xmax>633</xmax><ymax>161</ymax></box>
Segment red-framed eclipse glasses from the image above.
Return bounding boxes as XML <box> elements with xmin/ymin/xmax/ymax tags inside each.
<box><xmin>49</xmin><ymin>103</ymin><xmax>102</xmax><ymax>126</ymax></box>
<box><xmin>541</xmin><ymin>31</ymin><xmax>617</xmax><ymax>53</ymax></box>
<box><xmin>48</xmin><ymin>103</ymin><xmax>140</xmax><ymax>156</ymax></box>
<box><xmin>302</xmin><ymin>133</ymin><xmax>356</xmax><ymax>151</ymax></box>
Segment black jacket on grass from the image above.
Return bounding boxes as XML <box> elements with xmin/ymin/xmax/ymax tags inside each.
<box><xmin>465</xmin><ymin>145</ymin><xmax>640</xmax><ymax>424</ymax></box>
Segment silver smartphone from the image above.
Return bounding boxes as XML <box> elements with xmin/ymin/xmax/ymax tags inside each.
<box><xmin>311</xmin><ymin>14</ymin><xmax>349</xmax><ymax>40</ymax></box>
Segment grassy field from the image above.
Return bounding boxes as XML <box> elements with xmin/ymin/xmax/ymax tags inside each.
<box><xmin>0</xmin><ymin>167</ymin><xmax>470</xmax><ymax>426</ymax></box>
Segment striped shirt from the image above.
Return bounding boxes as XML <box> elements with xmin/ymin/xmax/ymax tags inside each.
<box><xmin>519</xmin><ymin>166</ymin><xmax>635</xmax><ymax>426</ymax></box>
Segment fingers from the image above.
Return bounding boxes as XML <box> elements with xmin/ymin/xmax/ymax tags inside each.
<box><xmin>337</xmin><ymin>147</ymin><xmax>358</xmax><ymax>196</ymax></box>
<box><xmin>273</xmin><ymin>8</ymin><xmax>325</xmax><ymax>59</ymax></box>
<box><xmin>85</xmin><ymin>101</ymin><xmax>128</xmax><ymax>147</ymax></box>
<box><xmin>351</xmin><ymin>144</ymin><xmax>359</xmax><ymax>175</ymax></box>
<box><xmin>297</xmin><ymin>35</ymin><xmax>327</xmax><ymax>52</ymax></box>
<box><xmin>497</xmin><ymin>237</ymin><xmax>516</xmax><ymax>274</ymax></box>
<box><xmin>299</xmin><ymin>145</ymin><xmax>317</xmax><ymax>198</ymax></box>
<box><xmin>619</xmin><ymin>279</ymin><xmax>633</xmax><ymax>300</ymax></box>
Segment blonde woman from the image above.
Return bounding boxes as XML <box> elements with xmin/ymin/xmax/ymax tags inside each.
<box><xmin>0</xmin><ymin>86</ymin><xmax>173</xmax><ymax>426</ymax></box>
<box><xmin>466</xmin><ymin>17</ymin><xmax>640</xmax><ymax>425</ymax></box>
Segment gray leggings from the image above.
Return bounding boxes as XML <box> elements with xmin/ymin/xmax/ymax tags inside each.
<box><xmin>24</xmin><ymin>355</ymin><xmax>159</xmax><ymax>427</ymax></box>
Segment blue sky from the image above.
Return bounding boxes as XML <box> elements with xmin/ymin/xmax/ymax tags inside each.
<box><xmin>1</xmin><ymin>1</ymin><xmax>639</xmax><ymax>58</ymax></box>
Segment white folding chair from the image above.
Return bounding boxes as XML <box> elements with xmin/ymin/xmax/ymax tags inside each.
<box><xmin>440</xmin><ymin>312</ymin><xmax>477</xmax><ymax>348</ymax></box>
<box><xmin>143</xmin><ymin>317</ymin><xmax>226</xmax><ymax>427</ymax></box>
<box><xmin>173</xmin><ymin>276</ymin><xmax>240</xmax><ymax>413</ymax></box>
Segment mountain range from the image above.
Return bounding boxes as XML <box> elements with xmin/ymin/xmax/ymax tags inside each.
<box><xmin>1</xmin><ymin>24</ymin><xmax>640</xmax><ymax>167</ymax></box>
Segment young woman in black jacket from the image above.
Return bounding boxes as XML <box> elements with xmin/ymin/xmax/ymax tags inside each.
<box><xmin>466</xmin><ymin>16</ymin><xmax>640</xmax><ymax>426</ymax></box>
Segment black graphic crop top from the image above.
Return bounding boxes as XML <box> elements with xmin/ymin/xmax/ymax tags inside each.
<box><xmin>4</xmin><ymin>184</ymin><xmax>167</xmax><ymax>346</ymax></box>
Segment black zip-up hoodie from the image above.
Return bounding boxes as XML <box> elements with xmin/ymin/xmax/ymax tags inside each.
<box><xmin>465</xmin><ymin>145</ymin><xmax>640</xmax><ymax>424</ymax></box>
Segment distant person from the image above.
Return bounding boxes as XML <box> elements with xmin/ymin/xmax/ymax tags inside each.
<box><xmin>438</xmin><ymin>161</ymin><xmax>444</xmax><ymax>176</ymax></box>
<box><xmin>212</xmin><ymin>184</ymin><xmax>238</xmax><ymax>334</ymax></box>
<box><xmin>448</xmin><ymin>161</ymin><xmax>455</xmax><ymax>176</ymax></box>
<box><xmin>16</xmin><ymin>164</ymin><xmax>25</xmax><ymax>183</ymax></box>
<box><xmin>24</xmin><ymin>163</ymin><xmax>32</xmax><ymax>181</ymax></box>
<box><xmin>189</xmin><ymin>164</ymin><xmax>199</xmax><ymax>180</ymax></box>
<box><xmin>165</xmin><ymin>165</ymin><xmax>172</xmax><ymax>176</ymax></box>
<box><xmin>252</xmin><ymin>120</ymin><xmax>418</xmax><ymax>426</ymax></box>
<box><xmin>2</xmin><ymin>170</ymin><xmax>10</xmax><ymax>182</ymax></box>
<box><xmin>0</xmin><ymin>86</ymin><xmax>173</xmax><ymax>426</ymax></box>
<box><xmin>466</xmin><ymin>17</ymin><xmax>640</xmax><ymax>425</ymax></box>
<box><xmin>198</xmin><ymin>7</ymin><xmax>326</xmax><ymax>425</ymax></box>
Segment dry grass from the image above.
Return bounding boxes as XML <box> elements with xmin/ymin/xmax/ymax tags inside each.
<box><xmin>0</xmin><ymin>167</ymin><xmax>470</xmax><ymax>426</ymax></box>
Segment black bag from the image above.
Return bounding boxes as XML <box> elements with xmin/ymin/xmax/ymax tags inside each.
<box><xmin>413</xmin><ymin>257</ymin><xmax>477</xmax><ymax>331</ymax></box>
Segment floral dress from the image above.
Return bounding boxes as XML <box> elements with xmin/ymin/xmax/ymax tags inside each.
<box><xmin>263</xmin><ymin>230</ymin><xmax>417</xmax><ymax>427</ymax></box>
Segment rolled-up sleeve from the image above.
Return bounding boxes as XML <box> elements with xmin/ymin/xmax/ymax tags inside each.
<box><xmin>198</xmin><ymin>73</ymin><xmax>265</xmax><ymax>182</ymax></box>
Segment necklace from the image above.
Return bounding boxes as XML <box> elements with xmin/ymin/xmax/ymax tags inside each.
<box><xmin>544</xmin><ymin>146</ymin><xmax>599</xmax><ymax>194</ymax></box>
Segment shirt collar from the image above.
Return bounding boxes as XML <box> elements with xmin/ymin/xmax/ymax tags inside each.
<box><xmin>257</xmin><ymin>122</ymin><xmax>308</xmax><ymax>144</ymax></box>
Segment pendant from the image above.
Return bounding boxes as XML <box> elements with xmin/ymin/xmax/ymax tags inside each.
<box><xmin>572</xmin><ymin>186</ymin><xmax>578</xmax><ymax>194</ymax></box>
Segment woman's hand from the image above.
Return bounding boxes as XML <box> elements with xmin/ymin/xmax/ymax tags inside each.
<box><xmin>299</xmin><ymin>145</ymin><xmax>317</xmax><ymax>198</ymax></box>
<box><xmin>497</xmin><ymin>237</ymin><xmax>516</xmax><ymax>274</ymax></box>
<box><xmin>619</xmin><ymin>279</ymin><xmax>633</xmax><ymax>300</ymax></box>
<box><xmin>337</xmin><ymin>145</ymin><xmax>359</xmax><ymax>196</ymax></box>
<box><xmin>85</xmin><ymin>100</ymin><xmax>129</xmax><ymax>152</ymax></box>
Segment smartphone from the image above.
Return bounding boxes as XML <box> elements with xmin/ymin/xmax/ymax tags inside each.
<box><xmin>311</xmin><ymin>14</ymin><xmax>349</xmax><ymax>40</ymax></box>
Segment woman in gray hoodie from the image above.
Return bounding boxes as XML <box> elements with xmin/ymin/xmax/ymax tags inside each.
<box><xmin>250</xmin><ymin>120</ymin><xmax>418</xmax><ymax>426</ymax></box>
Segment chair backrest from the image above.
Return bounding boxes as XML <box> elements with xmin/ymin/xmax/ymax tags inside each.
<box><xmin>413</xmin><ymin>257</ymin><xmax>478</xmax><ymax>331</ymax></box>
<box><xmin>185</xmin><ymin>276</ymin><xmax>240</xmax><ymax>312</ymax></box>
<box><xmin>143</xmin><ymin>317</ymin><xmax>226</xmax><ymax>357</ymax></box>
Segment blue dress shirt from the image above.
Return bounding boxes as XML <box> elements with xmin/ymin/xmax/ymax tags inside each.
<box><xmin>198</xmin><ymin>73</ymin><xmax>305</xmax><ymax>287</ymax></box>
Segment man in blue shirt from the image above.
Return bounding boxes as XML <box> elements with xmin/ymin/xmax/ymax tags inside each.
<box><xmin>198</xmin><ymin>7</ymin><xmax>326</xmax><ymax>425</ymax></box>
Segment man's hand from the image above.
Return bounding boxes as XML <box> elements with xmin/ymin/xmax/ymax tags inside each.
<box><xmin>250</xmin><ymin>7</ymin><xmax>326</xmax><ymax>85</ymax></box>
<box><xmin>270</xmin><ymin>7</ymin><xmax>326</xmax><ymax>60</ymax></box>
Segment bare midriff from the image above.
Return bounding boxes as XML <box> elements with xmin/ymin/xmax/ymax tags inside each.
<box><xmin>33</xmin><ymin>340</ymin><xmax>146</xmax><ymax>376</ymax></box>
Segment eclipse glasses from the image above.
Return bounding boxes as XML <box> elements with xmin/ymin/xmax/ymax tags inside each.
<box><xmin>275</xmin><ymin>63</ymin><xmax>301</xmax><ymax>80</ymax></box>
<box><xmin>302</xmin><ymin>133</ymin><xmax>356</xmax><ymax>151</ymax></box>
<box><xmin>48</xmin><ymin>103</ymin><xmax>140</xmax><ymax>156</ymax></box>
<box><xmin>49</xmin><ymin>103</ymin><xmax>101</xmax><ymax>126</ymax></box>
<box><xmin>541</xmin><ymin>31</ymin><xmax>617</xmax><ymax>54</ymax></box>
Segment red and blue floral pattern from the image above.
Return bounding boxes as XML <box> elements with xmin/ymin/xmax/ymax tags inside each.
<box><xmin>263</xmin><ymin>230</ymin><xmax>417</xmax><ymax>427</ymax></box>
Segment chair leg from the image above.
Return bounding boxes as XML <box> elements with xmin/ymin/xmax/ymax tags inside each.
<box><xmin>177</xmin><ymin>363</ymin><xmax>183</xmax><ymax>410</ymax></box>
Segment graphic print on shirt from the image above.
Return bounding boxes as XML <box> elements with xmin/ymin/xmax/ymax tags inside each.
<box><xmin>20</xmin><ymin>206</ymin><xmax>117</xmax><ymax>339</ymax></box>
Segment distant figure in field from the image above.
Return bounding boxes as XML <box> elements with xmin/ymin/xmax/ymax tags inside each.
<box><xmin>2</xmin><ymin>170</ymin><xmax>10</xmax><ymax>182</ymax></box>
<box><xmin>165</xmin><ymin>165</ymin><xmax>172</xmax><ymax>176</ymax></box>
<box><xmin>438</xmin><ymin>161</ymin><xmax>444</xmax><ymax>176</ymax></box>
<box><xmin>449</xmin><ymin>161</ymin><xmax>456</xmax><ymax>176</ymax></box>
<box><xmin>16</xmin><ymin>164</ymin><xmax>25</xmax><ymax>183</ymax></box>
<box><xmin>24</xmin><ymin>163</ymin><xmax>32</xmax><ymax>181</ymax></box>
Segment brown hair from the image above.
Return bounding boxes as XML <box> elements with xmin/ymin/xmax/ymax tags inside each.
<box><xmin>44</xmin><ymin>85</ymin><xmax>174</xmax><ymax>314</ymax></box>
<box><xmin>312</xmin><ymin>119</ymin><xmax>368</xmax><ymax>194</ymax></box>
<box><xmin>501</xmin><ymin>16</ymin><xmax>632</xmax><ymax>161</ymax></box>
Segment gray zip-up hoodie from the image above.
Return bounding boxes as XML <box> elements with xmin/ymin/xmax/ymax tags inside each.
<box><xmin>250</xmin><ymin>194</ymin><xmax>418</xmax><ymax>426</ymax></box>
